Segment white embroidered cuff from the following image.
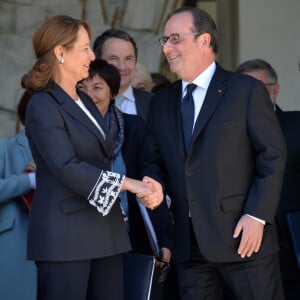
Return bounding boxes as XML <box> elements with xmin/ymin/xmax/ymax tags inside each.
<box><xmin>88</xmin><ymin>170</ymin><xmax>125</xmax><ymax>216</ymax></box>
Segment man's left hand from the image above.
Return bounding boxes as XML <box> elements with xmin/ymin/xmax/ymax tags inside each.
<box><xmin>233</xmin><ymin>214</ymin><xmax>264</xmax><ymax>258</ymax></box>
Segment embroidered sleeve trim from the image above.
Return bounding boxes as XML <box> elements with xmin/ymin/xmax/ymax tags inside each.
<box><xmin>87</xmin><ymin>170</ymin><xmax>125</xmax><ymax>216</ymax></box>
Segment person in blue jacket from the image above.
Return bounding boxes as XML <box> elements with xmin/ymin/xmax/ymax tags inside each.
<box><xmin>0</xmin><ymin>89</ymin><xmax>37</xmax><ymax>300</ymax></box>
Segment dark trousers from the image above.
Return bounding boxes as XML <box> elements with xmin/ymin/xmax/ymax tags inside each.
<box><xmin>176</xmin><ymin>222</ymin><xmax>285</xmax><ymax>300</ymax></box>
<box><xmin>150</xmin><ymin>261</ymin><xmax>180</xmax><ymax>300</ymax></box>
<box><xmin>36</xmin><ymin>254</ymin><xmax>123</xmax><ymax>300</ymax></box>
<box><xmin>282</xmin><ymin>280</ymin><xmax>300</xmax><ymax>300</ymax></box>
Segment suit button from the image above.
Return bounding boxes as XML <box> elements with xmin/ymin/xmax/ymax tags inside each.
<box><xmin>102</xmin><ymin>158</ymin><xmax>109</xmax><ymax>164</ymax></box>
<box><xmin>186</xmin><ymin>170</ymin><xmax>192</xmax><ymax>176</ymax></box>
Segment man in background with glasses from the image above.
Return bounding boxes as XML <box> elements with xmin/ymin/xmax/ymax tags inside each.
<box><xmin>237</xmin><ymin>59</ymin><xmax>279</xmax><ymax>108</ymax></box>
<box><xmin>141</xmin><ymin>7</ymin><xmax>286</xmax><ymax>299</ymax></box>
<box><xmin>237</xmin><ymin>59</ymin><xmax>300</xmax><ymax>300</ymax></box>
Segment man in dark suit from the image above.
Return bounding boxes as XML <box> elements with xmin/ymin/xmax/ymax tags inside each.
<box><xmin>237</xmin><ymin>58</ymin><xmax>300</xmax><ymax>300</ymax></box>
<box><xmin>93</xmin><ymin>29</ymin><xmax>176</xmax><ymax>299</ymax></box>
<box><xmin>93</xmin><ymin>29</ymin><xmax>152</xmax><ymax>122</ymax></box>
<box><xmin>140</xmin><ymin>7</ymin><xmax>287</xmax><ymax>299</ymax></box>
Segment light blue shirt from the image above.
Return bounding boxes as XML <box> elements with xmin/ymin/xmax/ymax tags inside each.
<box><xmin>115</xmin><ymin>85</ymin><xmax>137</xmax><ymax>115</ymax></box>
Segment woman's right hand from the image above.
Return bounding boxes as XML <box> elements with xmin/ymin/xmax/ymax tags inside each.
<box><xmin>121</xmin><ymin>176</ymin><xmax>163</xmax><ymax>210</ymax></box>
<box><xmin>121</xmin><ymin>177</ymin><xmax>152</xmax><ymax>195</ymax></box>
<box><xmin>137</xmin><ymin>176</ymin><xmax>163</xmax><ymax>210</ymax></box>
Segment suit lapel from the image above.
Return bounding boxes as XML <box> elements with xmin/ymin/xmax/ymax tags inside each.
<box><xmin>189</xmin><ymin>65</ymin><xmax>228</xmax><ymax>152</ymax></box>
<box><xmin>133</xmin><ymin>87</ymin><xmax>152</xmax><ymax>121</ymax></box>
<box><xmin>48</xmin><ymin>83</ymin><xmax>113</xmax><ymax>158</ymax></box>
<box><xmin>133</xmin><ymin>88</ymin><xmax>143</xmax><ymax>116</ymax></box>
<box><xmin>167</xmin><ymin>81</ymin><xmax>187</xmax><ymax>158</ymax></box>
<box><xmin>80</xmin><ymin>91</ymin><xmax>115</xmax><ymax>155</ymax></box>
<box><xmin>275</xmin><ymin>106</ymin><xmax>285</xmax><ymax>125</ymax></box>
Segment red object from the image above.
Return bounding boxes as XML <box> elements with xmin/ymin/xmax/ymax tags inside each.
<box><xmin>21</xmin><ymin>190</ymin><xmax>34</xmax><ymax>211</ymax></box>
<box><xmin>21</xmin><ymin>169</ymin><xmax>35</xmax><ymax>211</ymax></box>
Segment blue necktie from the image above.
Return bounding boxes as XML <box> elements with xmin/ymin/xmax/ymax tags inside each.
<box><xmin>181</xmin><ymin>83</ymin><xmax>197</xmax><ymax>150</ymax></box>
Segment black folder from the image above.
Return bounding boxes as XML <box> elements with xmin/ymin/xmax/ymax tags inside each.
<box><xmin>286</xmin><ymin>211</ymin><xmax>300</xmax><ymax>269</ymax></box>
<box><xmin>123</xmin><ymin>252</ymin><xmax>155</xmax><ymax>300</ymax></box>
<box><xmin>137</xmin><ymin>198</ymin><xmax>161</xmax><ymax>258</ymax></box>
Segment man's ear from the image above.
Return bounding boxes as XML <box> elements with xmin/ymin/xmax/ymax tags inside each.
<box><xmin>273</xmin><ymin>83</ymin><xmax>280</xmax><ymax>102</ymax></box>
<box><xmin>199</xmin><ymin>33</ymin><xmax>211</xmax><ymax>47</ymax></box>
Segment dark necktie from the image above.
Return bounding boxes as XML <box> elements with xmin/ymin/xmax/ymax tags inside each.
<box><xmin>181</xmin><ymin>83</ymin><xmax>197</xmax><ymax>150</ymax></box>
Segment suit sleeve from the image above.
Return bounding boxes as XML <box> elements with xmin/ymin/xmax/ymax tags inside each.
<box><xmin>25</xmin><ymin>93</ymin><xmax>124</xmax><ymax>216</ymax></box>
<box><xmin>0</xmin><ymin>171</ymin><xmax>32</xmax><ymax>203</ymax></box>
<box><xmin>139</xmin><ymin>98</ymin><xmax>174</xmax><ymax>250</ymax></box>
<box><xmin>140</xmin><ymin>97</ymin><xmax>168</xmax><ymax>185</ymax></box>
<box><xmin>149</xmin><ymin>202</ymin><xmax>174</xmax><ymax>251</ymax></box>
<box><xmin>0</xmin><ymin>140</ymin><xmax>32</xmax><ymax>203</ymax></box>
<box><xmin>244</xmin><ymin>80</ymin><xmax>287</xmax><ymax>223</ymax></box>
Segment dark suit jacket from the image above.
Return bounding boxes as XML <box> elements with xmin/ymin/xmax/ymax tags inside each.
<box><xmin>25</xmin><ymin>82</ymin><xmax>131</xmax><ymax>261</ymax></box>
<box><xmin>122</xmin><ymin>113</ymin><xmax>173</xmax><ymax>254</ymax></box>
<box><xmin>141</xmin><ymin>64</ymin><xmax>286</xmax><ymax>263</ymax></box>
<box><xmin>275</xmin><ymin>106</ymin><xmax>300</xmax><ymax>280</ymax></box>
<box><xmin>132</xmin><ymin>87</ymin><xmax>152</xmax><ymax>122</ymax></box>
<box><xmin>122</xmin><ymin>113</ymin><xmax>147</xmax><ymax>252</ymax></box>
<box><xmin>122</xmin><ymin>88</ymin><xmax>173</xmax><ymax>254</ymax></box>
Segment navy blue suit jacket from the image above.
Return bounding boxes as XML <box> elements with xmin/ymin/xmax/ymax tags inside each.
<box><xmin>25</xmin><ymin>82</ymin><xmax>131</xmax><ymax>261</ymax></box>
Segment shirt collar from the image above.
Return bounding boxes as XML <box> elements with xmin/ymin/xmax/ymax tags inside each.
<box><xmin>182</xmin><ymin>61</ymin><xmax>216</xmax><ymax>93</ymax></box>
<box><xmin>121</xmin><ymin>85</ymin><xmax>135</xmax><ymax>102</ymax></box>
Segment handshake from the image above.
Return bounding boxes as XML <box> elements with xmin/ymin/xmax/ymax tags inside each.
<box><xmin>121</xmin><ymin>176</ymin><xmax>163</xmax><ymax>210</ymax></box>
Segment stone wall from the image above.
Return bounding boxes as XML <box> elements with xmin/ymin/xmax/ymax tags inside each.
<box><xmin>0</xmin><ymin>0</ymin><xmax>182</xmax><ymax>137</ymax></box>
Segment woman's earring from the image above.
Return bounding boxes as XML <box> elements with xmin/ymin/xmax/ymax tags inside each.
<box><xmin>60</xmin><ymin>58</ymin><xmax>64</xmax><ymax>64</ymax></box>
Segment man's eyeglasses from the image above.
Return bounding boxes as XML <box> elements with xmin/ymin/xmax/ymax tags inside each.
<box><xmin>264</xmin><ymin>83</ymin><xmax>277</xmax><ymax>86</ymax></box>
<box><xmin>159</xmin><ymin>32</ymin><xmax>199</xmax><ymax>47</ymax></box>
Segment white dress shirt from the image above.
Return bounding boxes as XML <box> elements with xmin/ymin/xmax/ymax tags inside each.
<box><xmin>75</xmin><ymin>97</ymin><xmax>106</xmax><ymax>139</ymax></box>
<box><xmin>182</xmin><ymin>61</ymin><xmax>216</xmax><ymax>131</ymax></box>
<box><xmin>115</xmin><ymin>85</ymin><xmax>137</xmax><ymax>115</ymax></box>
